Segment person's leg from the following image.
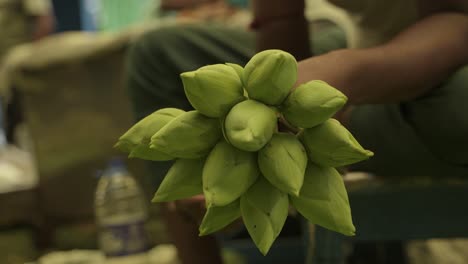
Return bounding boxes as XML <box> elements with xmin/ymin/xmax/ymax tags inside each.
<box><xmin>348</xmin><ymin>65</ymin><xmax>468</xmax><ymax>177</ymax></box>
<box><xmin>342</xmin><ymin>66</ymin><xmax>468</xmax><ymax>264</ymax></box>
<box><xmin>403</xmin><ymin>66</ymin><xmax>468</xmax><ymax>166</ymax></box>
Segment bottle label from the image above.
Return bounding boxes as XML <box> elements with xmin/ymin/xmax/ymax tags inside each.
<box><xmin>98</xmin><ymin>219</ymin><xmax>150</xmax><ymax>257</ymax></box>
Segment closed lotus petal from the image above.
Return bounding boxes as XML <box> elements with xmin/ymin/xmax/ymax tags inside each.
<box><xmin>203</xmin><ymin>140</ymin><xmax>259</xmax><ymax>207</ymax></box>
<box><xmin>150</xmin><ymin>111</ymin><xmax>221</xmax><ymax>159</ymax></box>
<box><xmin>181</xmin><ymin>64</ymin><xmax>244</xmax><ymax>118</ymax></box>
<box><xmin>225</xmin><ymin>63</ymin><xmax>244</xmax><ymax>85</ymax></box>
<box><xmin>241</xmin><ymin>177</ymin><xmax>289</xmax><ymax>255</ymax></box>
<box><xmin>290</xmin><ymin>163</ymin><xmax>355</xmax><ymax>236</ymax></box>
<box><xmin>128</xmin><ymin>144</ymin><xmax>172</xmax><ymax>161</ymax></box>
<box><xmin>300</xmin><ymin>119</ymin><xmax>373</xmax><ymax>167</ymax></box>
<box><xmin>282</xmin><ymin>80</ymin><xmax>347</xmax><ymax>128</ymax></box>
<box><xmin>243</xmin><ymin>49</ymin><xmax>297</xmax><ymax>105</ymax></box>
<box><xmin>224</xmin><ymin>100</ymin><xmax>278</xmax><ymax>152</ymax></box>
<box><xmin>258</xmin><ymin>133</ymin><xmax>307</xmax><ymax>196</ymax></box>
<box><xmin>115</xmin><ymin>108</ymin><xmax>184</xmax><ymax>160</ymax></box>
<box><xmin>152</xmin><ymin>158</ymin><xmax>204</xmax><ymax>202</ymax></box>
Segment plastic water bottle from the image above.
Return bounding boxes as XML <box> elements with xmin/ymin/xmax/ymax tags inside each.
<box><xmin>95</xmin><ymin>158</ymin><xmax>150</xmax><ymax>263</ymax></box>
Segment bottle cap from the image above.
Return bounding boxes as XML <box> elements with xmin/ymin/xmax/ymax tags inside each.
<box><xmin>103</xmin><ymin>157</ymin><xmax>128</xmax><ymax>176</ymax></box>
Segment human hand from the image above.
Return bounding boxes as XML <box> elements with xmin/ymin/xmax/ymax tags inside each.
<box><xmin>172</xmin><ymin>195</ymin><xmax>245</xmax><ymax>234</ymax></box>
<box><xmin>173</xmin><ymin>194</ymin><xmax>206</xmax><ymax>224</ymax></box>
<box><xmin>33</xmin><ymin>14</ymin><xmax>55</xmax><ymax>40</ymax></box>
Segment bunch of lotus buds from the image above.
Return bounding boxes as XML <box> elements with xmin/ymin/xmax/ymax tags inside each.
<box><xmin>115</xmin><ymin>49</ymin><xmax>373</xmax><ymax>255</ymax></box>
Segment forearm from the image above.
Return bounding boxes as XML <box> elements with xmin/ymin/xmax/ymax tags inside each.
<box><xmin>252</xmin><ymin>0</ymin><xmax>310</xmax><ymax>60</ymax></box>
<box><xmin>297</xmin><ymin>12</ymin><xmax>468</xmax><ymax>104</ymax></box>
<box><xmin>161</xmin><ymin>203</ymin><xmax>223</xmax><ymax>264</ymax></box>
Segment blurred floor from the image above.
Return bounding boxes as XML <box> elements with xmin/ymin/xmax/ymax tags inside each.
<box><xmin>2</xmin><ymin>226</ymin><xmax>468</xmax><ymax>263</ymax></box>
<box><xmin>408</xmin><ymin>239</ymin><xmax>468</xmax><ymax>264</ymax></box>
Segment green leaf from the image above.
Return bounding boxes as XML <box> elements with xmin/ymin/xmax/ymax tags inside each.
<box><xmin>152</xmin><ymin>158</ymin><xmax>204</xmax><ymax>202</ymax></box>
<box><xmin>258</xmin><ymin>132</ymin><xmax>307</xmax><ymax>196</ymax></box>
<box><xmin>203</xmin><ymin>141</ymin><xmax>259</xmax><ymax>207</ymax></box>
<box><xmin>290</xmin><ymin>163</ymin><xmax>355</xmax><ymax>236</ymax></box>
<box><xmin>199</xmin><ymin>200</ymin><xmax>241</xmax><ymax>236</ymax></box>
<box><xmin>240</xmin><ymin>177</ymin><xmax>289</xmax><ymax>255</ymax></box>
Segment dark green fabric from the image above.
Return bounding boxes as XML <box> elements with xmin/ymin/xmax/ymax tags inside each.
<box><xmin>349</xmin><ymin>66</ymin><xmax>468</xmax><ymax>177</ymax></box>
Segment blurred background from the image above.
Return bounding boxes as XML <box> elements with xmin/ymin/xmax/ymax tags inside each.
<box><xmin>0</xmin><ymin>0</ymin><xmax>467</xmax><ymax>264</ymax></box>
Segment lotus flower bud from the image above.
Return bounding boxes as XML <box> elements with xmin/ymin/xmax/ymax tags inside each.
<box><xmin>225</xmin><ymin>63</ymin><xmax>244</xmax><ymax>83</ymax></box>
<box><xmin>152</xmin><ymin>158</ymin><xmax>204</xmax><ymax>202</ymax></box>
<box><xmin>203</xmin><ymin>140</ymin><xmax>259</xmax><ymax>207</ymax></box>
<box><xmin>240</xmin><ymin>177</ymin><xmax>289</xmax><ymax>255</ymax></box>
<box><xmin>199</xmin><ymin>200</ymin><xmax>241</xmax><ymax>236</ymax></box>
<box><xmin>226</xmin><ymin>63</ymin><xmax>250</xmax><ymax>97</ymax></box>
<box><xmin>224</xmin><ymin>100</ymin><xmax>278</xmax><ymax>152</ymax></box>
<box><xmin>150</xmin><ymin>111</ymin><xmax>221</xmax><ymax>159</ymax></box>
<box><xmin>290</xmin><ymin>163</ymin><xmax>355</xmax><ymax>236</ymax></box>
<box><xmin>128</xmin><ymin>144</ymin><xmax>172</xmax><ymax>161</ymax></box>
<box><xmin>300</xmin><ymin>119</ymin><xmax>373</xmax><ymax>167</ymax></box>
<box><xmin>115</xmin><ymin>108</ymin><xmax>184</xmax><ymax>160</ymax></box>
<box><xmin>243</xmin><ymin>49</ymin><xmax>297</xmax><ymax>105</ymax></box>
<box><xmin>282</xmin><ymin>80</ymin><xmax>347</xmax><ymax>128</ymax></box>
<box><xmin>258</xmin><ymin>133</ymin><xmax>307</xmax><ymax>196</ymax></box>
<box><xmin>181</xmin><ymin>64</ymin><xmax>244</xmax><ymax>118</ymax></box>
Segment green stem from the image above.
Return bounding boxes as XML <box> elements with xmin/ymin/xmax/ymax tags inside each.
<box><xmin>278</xmin><ymin>114</ymin><xmax>301</xmax><ymax>135</ymax></box>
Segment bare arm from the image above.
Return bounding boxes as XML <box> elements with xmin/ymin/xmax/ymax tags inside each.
<box><xmin>296</xmin><ymin>12</ymin><xmax>468</xmax><ymax>104</ymax></box>
<box><xmin>32</xmin><ymin>13</ymin><xmax>55</xmax><ymax>40</ymax></box>
<box><xmin>251</xmin><ymin>0</ymin><xmax>311</xmax><ymax>60</ymax></box>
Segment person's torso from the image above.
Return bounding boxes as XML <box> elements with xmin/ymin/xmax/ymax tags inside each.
<box><xmin>307</xmin><ymin>0</ymin><xmax>419</xmax><ymax>48</ymax></box>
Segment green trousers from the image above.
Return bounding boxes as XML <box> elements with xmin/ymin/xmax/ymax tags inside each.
<box><xmin>126</xmin><ymin>24</ymin><xmax>468</xmax><ymax>186</ymax></box>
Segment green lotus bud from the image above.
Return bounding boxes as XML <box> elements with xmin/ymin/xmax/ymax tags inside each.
<box><xmin>199</xmin><ymin>200</ymin><xmax>241</xmax><ymax>236</ymax></box>
<box><xmin>226</xmin><ymin>63</ymin><xmax>249</xmax><ymax>97</ymax></box>
<box><xmin>243</xmin><ymin>49</ymin><xmax>297</xmax><ymax>105</ymax></box>
<box><xmin>300</xmin><ymin>119</ymin><xmax>373</xmax><ymax>167</ymax></box>
<box><xmin>282</xmin><ymin>80</ymin><xmax>347</xmax><ymax>128</ymax></box>
<box><xmin>258</xmin><ymin>133</ymin><xmax>307</xmax><ymax>196</ymax></box>
<box><xmin>115</xmin><ymin>108</ymin><xmax>185</xmax><ymax>160</ymax></box>
<box><xmin>152</xmin><ymin>158</ymin><xmax>204</xmax><ymax>202</ymax></box>
<box><xmin>181</xmin><ymin>64</ymin><xmax>244</xmax><ymax>118</ymax></box>
<box><xmin>150</xmin><ymin>111</ymin><xmax>221</xmax><ymax>159</ymax></box>
<box><xmin>224</xmin><ymin>100</ymin><xmax>278</xmax><ymax>152</ymax></box>
<box><xmin>203</xmin><ymin>140</ymin><xmax>259</xmax><ymax>207</ymax></box>
<box><xmin>225</xmin><ymin>63</ymin><xmax>244</xmax><ymax>83</ymax></box>
<box><xmin>290</xmin><ymin>163</ymin><xmax>355</xmax><ymax>236</ymax></box>
<box><xmin>240</xmin><ymin>177</ymin><xmax>289</xmax><ymax>255</ymax></box>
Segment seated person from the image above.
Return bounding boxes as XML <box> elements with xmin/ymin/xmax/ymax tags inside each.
<box><xmin>125</xmin><ymin>0</ymin><xmax>468</xmax><ymax>263</ymax></box>
<box><xmin>0</xmin><ymin>0</ymin><xmax>54</xmax><ymax>143</ymax></box>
